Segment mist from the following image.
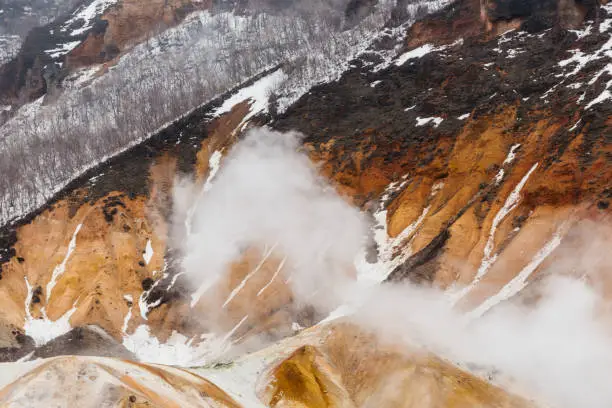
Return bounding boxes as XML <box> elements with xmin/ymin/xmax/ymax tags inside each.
<box><xmin>176</xmin><ymin>127</ymin><xmax>612</xmax><ymax>408</ymax></box>
<box><xmin>181</xmin><ymin>128</ymin><xmax>366</xmax><ymax>310</ymax></box>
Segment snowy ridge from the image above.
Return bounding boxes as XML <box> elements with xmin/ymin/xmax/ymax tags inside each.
<box><xmin>0</xmin><ymin>355</ymin><xmax>243</xmax><ymax>407</ymax></box>
<box><xmin>195</xmin><ymin>325</ymin><xmax>326</xmax><ymax>407</ymax></box>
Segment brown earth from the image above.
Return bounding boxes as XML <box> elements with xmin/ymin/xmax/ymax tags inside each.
<box><xmin>262</xmin><ymin>323</ymin><xmax>536</xmax><ymax>408</ymax></box>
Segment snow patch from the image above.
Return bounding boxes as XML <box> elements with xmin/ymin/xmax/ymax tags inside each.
<box><xmin>143</xmin><ymin>240</ymin><xmax>154</xmax><ymax>265</ymax></box>
<box><xmin>62</xmin><ymin>0</ymin><xmax>118</xmax><ymax>36</ymax></box>
<box><xmin>45</xmin><ymin>41</ymin><xmax>82</xmax><ymax>59</ymax></box>
<box><xmin>416</xmin><ymin>116</ymin><xmax>443</xmax><ymax>127</ymax></box>
<box><xmin>395</xmin><ymin>44</ymin><xmax>435</xmax><ymax>66</ymax></box>
<box><xmin>122</xmin><ymin>325</ymin><xmax>230</xmax><ymax>367</ymax></box>
<box><xmin>503</xmin><ymin>143</ymin><xmax>521</xmax><ymax>165</ymax></box>
<box><xmin>214</xmin><ymin>69</ymin><xmax>288</xmax><ymax>125</ymax></box>
<box><xmin>24</xmin><ymin>278</ymin><xmax>78</xmax><ymax>346</ymax></box>
<box><xmin>585</xmin><ymin>80</ymin><xmax>612</xmax><ymax>109</ymax></box>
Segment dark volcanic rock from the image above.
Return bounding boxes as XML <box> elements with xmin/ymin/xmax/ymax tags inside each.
<box><xmin>30</xmin><ymin>326</ymin><xmax>137</xmax><ymax>361</ymax></box>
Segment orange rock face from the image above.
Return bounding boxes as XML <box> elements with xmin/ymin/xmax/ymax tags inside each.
<box><xmin>66</xmin><ymin>0</ymin><xmax>212</xmax><ymax>69</ymax></box>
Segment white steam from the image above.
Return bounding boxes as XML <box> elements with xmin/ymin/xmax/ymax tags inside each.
<box><xmin>175</xmin><ymin>127</ymin><xmax>612</xmax><ymax>408</ymax></box>
<box><xmin>349</xmin><ymin>276</ymin><xmax>612</xmax><ymax>408</ymax></box>
<box><xmin>182</xmin><ymin>128</ymin><xmax>366</xmax><ymax>309</ymax></box>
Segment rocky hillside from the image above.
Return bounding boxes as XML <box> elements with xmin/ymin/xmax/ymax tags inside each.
<box><xmin>0</xmin><ymin>0</ymin><xmax>611</xmax><ymax>406</ymax></box>
<box><xmin>0</xmin><ymin>0</ymin><xmax>211</xmax><ymax>109</ymax></box>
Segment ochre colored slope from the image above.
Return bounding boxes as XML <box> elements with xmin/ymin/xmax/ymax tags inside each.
<box><xmin>262</xmin><ymin>323</ymin><xmax>535</xmax><ymax>408</ymax></box>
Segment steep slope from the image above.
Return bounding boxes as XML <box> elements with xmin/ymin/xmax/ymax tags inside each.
<box><xmin>0</xmin><ymin>0</ymin><xmax>429</xmax><ymax>228</ymax></box>
<box><xmin>0</xmin><ymin>0</ymin><xmax>211</xmax><ymax>108</ymax></box>
<box><xmin>258</xmin><ymin>323</ymin><xmax>536</xmax><ymax>408</ymax></box>
<box><xmin>0</xmin><ymin>0</ymin><xmax>610</xmax><ymax>406</ymax></box>
<box><xmin>274</xmin><ymin>0</ymin><xmax>612</xmax><ymax>315</ymax></box>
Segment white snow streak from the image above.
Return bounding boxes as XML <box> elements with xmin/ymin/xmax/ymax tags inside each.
<box><xmin>416</xmin><ymin>116</ymin><xmax>444</xmax><ymax>127</ymax></box>
<box><xmin>494</xmin><ymin>143</ymin><xmax>520</xmax><ymax>184</ymax></box>
<box><xmin>354</xmin><ymin>178</ymin><xmax>438</xmax><ymax>285</ymax></box>
<box><xmin>468</xmin><ymin>228</ymin><xmax>564</xmax><ymax>319</ymax></box>
<box><xmin>121</xmin><ymin>295</ymin><xmax>134</xmax><ymax>335</ymax></box>
<box><xmin>451</xmin><ymin>163</ymin><xmax>539</xmax><ymax>303</ymax></box>
<box><xmin>185</xmin><ymin>150</ymin><xmax>224</xmax><ymax>238</ymax></box>
<box><xmin>143</xmin><ymin>240</ymin><xmax>154</xmax><ymax>265</ymax></box>
<box><xmin>222</xmin><ymin>243</ymin><xmax>277</xmax><ymax>309</ymax></box>
<box><xmin>45</xmin><ymin>41</ymin><xmax>82</xmax><ymax>59</ymax></box>
<box><xmin>46</xmin><ymin>224</ymin><xmax>82</xmax><ymax>302</ymax></box>
<box><xmin>203</xmin><ymin>151</ymin><xmax>223</xmax><ymax>192</ymax></box>
<box><xmin>257</xmin><ymin>257</ymin><xmax>287</xmax><ymax>297</ymax></box>
<box><xmin>139</xmin><ymin>277</ymin><xmax>164</xmax><ymax>320</ymax></box>
<box><xmin>221</xmin><ymin>316</ymin><xmax>249</xmax><ymax>343</ymax></box>
<box><xmin>503</xmin><ymin>144</ymin><xmax>521</xmax><ymax>165</ymax></box>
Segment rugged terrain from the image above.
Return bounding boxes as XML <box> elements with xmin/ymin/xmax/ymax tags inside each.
<box><xmin>0</xmin><ymin>0</ymin><xmax>611</xmax><ymax>406</ymax></box>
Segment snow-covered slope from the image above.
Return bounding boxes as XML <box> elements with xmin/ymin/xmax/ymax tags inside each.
<box><xmin>0</xmin><ymin>36</ymin><xmax>21</xmax><ymax>65</ymax></box>
<box><xmin>0</xmin><ymin>0</ymin><xmax>453</xmax><ymax>226</ymax></box>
